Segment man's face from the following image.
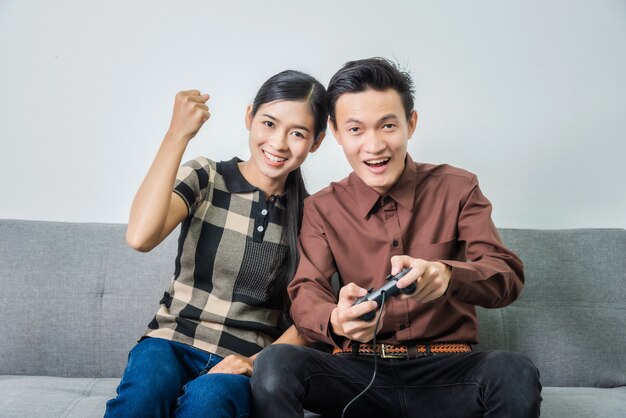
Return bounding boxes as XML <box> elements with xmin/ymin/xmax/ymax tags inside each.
<box><xmin>331</xmin><ymin>88</ymin><xmax>417</xmax><ymax>195</ymax></box>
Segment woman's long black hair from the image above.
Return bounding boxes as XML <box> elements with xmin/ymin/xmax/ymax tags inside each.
<box><xmin>249</xmin><ymin>70</ymin><xmax>327</xmax><ymax>312</ymax></box>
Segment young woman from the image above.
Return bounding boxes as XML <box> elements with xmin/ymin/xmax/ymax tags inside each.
<box><xmin>105</xmin><ymin>70</ymin><xmax>327</xmax><ymax>418</ymax></box>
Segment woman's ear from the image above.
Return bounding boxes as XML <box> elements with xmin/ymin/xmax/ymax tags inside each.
<box><xmin>309</xmin><ymin>132</ymin><xmax>326</xmax><ymax>153</ymax></box>
<box><xmin>244</xmin><ymin>105</ymin><xmax>253</xmax><ymax>131</ymax></box>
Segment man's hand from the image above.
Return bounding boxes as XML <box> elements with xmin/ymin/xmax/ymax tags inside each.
<box><xmin>391</xmin><ymin>255</ymin><xmax>452</xmax><ymax>303</ymax></box>
<box><xmin>330</xmin><ymin>283</ymin><xmax>383</xmax><ymax>342</ymax></box>
<box><xmin>167</xmin><ymin>90</ymin><xmax>211</xmax><ymax>142</ymax></box>
<box><xmin>208</xmin><ymin>354</ymin><xmax>253</xmax><ymax>376</ymax></box>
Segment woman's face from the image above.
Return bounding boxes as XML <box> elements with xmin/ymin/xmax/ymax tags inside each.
<box><xmin>244</xmin><ymin>100</ymin><xmax>323</xmax><ymax>191</ymax></box>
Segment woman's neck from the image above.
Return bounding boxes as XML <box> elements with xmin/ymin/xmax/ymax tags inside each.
<box><xmin>238</xmin><ymin>160</ymin><xmax>285</xmax><ymax>198</ymax></box>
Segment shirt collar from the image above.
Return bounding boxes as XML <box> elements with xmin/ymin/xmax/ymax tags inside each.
<box><xmin>219</xmin><ymin>157</ymin><xmax>288</xmax><ymax>205</ymax></box>
<box><xmin>352</xmin><ymin>153</ymin><xmax>418</xmax><ymax>219</ymax></box>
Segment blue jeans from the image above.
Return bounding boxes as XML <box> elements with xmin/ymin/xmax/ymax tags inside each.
<box><xmin>105</xmin><ymin>337</ymin><xmax>250</xmax><ymax>418</ymax></box>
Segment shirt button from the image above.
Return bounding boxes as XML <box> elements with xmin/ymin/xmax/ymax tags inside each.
<box><xmin>261</xmin><ymin>209</ymin><xmax>268</xmax><ymax>216</ymax></box>
<box><xmin>383</xmin><ymin>196</ymin><xmax>391</xmax><ymax>203</ymax></box>
<box><xmin>392</xmin><ymin>240</ymin><xmax>399</xmax><ymax>247</ymax></box>
<box><xmin>399</xmin><ymin>324</ymin><xmax>406</xmax><ymax>330</ymax></box>
<box><xmin>257</xmin><ymin>226</ymin><xmax>264</xmax><ymax>232</ymax></box>
<box><xmin>269</xmin><ymin>196</ymin><xmax>276</xmax><ymax>202</ymax></box>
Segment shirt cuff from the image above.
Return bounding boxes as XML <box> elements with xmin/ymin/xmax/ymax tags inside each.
<box><xmin>297</xmin><ymin>302</ymin><xmax>341</xmax><ymax>347</ymax></box>
<box><xmin>440</xmin><ymin>260</ymin><xmax>478</xmax><ymax>301</ymax></box>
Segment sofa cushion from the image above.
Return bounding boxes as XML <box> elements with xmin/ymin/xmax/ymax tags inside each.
<box><xmin>0</xmin><ymin>220</ymin><xmax>177</xmax><ymax>378</ymax></box>
<box><xmin>477</xmin><ymin>228</ymin><xmax>626</xmax><ymax>387</ymax></box>
<box><xmin>0</xmin><ymin>376</ymin><xmax>117</xmax><ymax>418</ymax></box>
<box><xmin>1</xmin><ymin>376</ymin><xmax>624</xmax><ymax>418</ymax></box>
<box><xmin>541</xmin><ymin>386</ymin><xmax>626</xmax><ymax>417</ymax></box>
<box><xmin>0</xmin><ymin>376</ymin><xmax>325</xmax><ymax>418</ymax></box>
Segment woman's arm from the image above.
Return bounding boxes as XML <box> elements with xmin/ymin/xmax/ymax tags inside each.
<box><xmin>208</xmin><ymin>325</ymin><xmax>308</xmax><ymax>376</ymax></box>
<box><xmin>126</xmin><ymin>90</ymin><xmax>210</xmax><ymax>252</ymax></box>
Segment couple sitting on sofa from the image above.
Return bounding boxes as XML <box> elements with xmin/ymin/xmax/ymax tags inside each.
<box><xmin>104</xmin><ymin>57</ymin><xmax>542</xmax><ymax>418</ymax></box>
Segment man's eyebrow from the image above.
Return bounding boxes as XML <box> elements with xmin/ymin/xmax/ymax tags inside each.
<box><xmin>344</xmin><ymin>114</ymin><xmax>400</xmax><ymax>125</ymax></box>
<box><xmin>380</xmin><ymin>113</ymin><xmax>400</xmax><ymax>122</ymax></box>
<box><xmin>261</xmin><ymin>114</ymin><xmax>311</xmax><ymax>132</ymax></box>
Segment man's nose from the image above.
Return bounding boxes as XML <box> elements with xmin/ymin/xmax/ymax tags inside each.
<box><xmin>362</xmin><ymin>132</ymin><xmax>385</xmax><ymax>154</ymax></box>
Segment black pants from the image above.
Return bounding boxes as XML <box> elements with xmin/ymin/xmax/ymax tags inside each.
<box><xmin>250</xmin><ymin>345</ymin><xmax>541</xmax><ymax>418</ymax></box>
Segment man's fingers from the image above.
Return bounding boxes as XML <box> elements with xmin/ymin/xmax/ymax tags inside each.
<box><xmin>390</xmin><ymin>255</ymin><xmax>413</xmax><ymax>274</ymax></box>
<box><xmin>345</xmin><ymin>300</ymin><xmax>378</xmax><ymax>320</ymax></box>
<box><xmin>338</xmin><ymin>283</ymin><xmax>367</xmax><ymax>306</ymax></box>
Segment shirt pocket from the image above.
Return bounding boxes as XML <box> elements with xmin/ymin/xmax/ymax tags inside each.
<box><xmin>407</xmin><ymin>239</ymin><xmax>462</xmax><ymax>262</ymax></box>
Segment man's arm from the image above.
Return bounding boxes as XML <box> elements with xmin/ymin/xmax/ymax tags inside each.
<box><xmin>430</xmin><ymin>175</ymin><xmax>523</xmax><ymax>307</ymax></box>
<box><xmin>288</xmin><ymin>198</ymin><xmax>379</xmax><ymax>347</ymax></box>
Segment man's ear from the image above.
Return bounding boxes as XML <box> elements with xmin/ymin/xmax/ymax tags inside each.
<box><xmin>309</xmin><ymin>132</ymin><xmax>326</xmax><ymax>153</ymax></box>
<box><xmin>407</xmin><ymin>110</ymin><xmax>418</xmax><ymax>138</ymax></box>
<box><xmin>329</xmin><ymin>119</ymin><xmax>342</xmax><ymax>147</ymax></box>
<box><xmin>244</xmin><ymin>105</ymin><xmax>253</xmax><ymax>131</ymax></box>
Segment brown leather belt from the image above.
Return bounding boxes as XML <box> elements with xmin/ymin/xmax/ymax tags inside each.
<box><xmin>332</xmin><ymin>342</ymin><xmax>472</xmax><ymax>359</ymax></box>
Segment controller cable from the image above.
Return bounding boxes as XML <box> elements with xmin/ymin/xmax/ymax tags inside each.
<box><xmin>341</xmin><ymin>290</ymin><xmax>387</xmax><ymax>418</ymax></box>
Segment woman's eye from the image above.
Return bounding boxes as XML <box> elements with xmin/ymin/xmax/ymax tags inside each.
<box><xmin>264</xmin><ymin>121</ymin><xmax>274</xmax><ymax>128</ymax></box>
<box><xmin>349</xmin><ymin>127</ymin><xmax>360</xmax><ymax>133</ymax></box>
<box><xmin>291</xmin><ymin>131</ymin><xmax>305</xmax><ymax>138</ymax></box>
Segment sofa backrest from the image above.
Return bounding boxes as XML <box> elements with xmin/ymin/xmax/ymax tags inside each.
<box><xmin>1</xmin><ymin>220</ymin><xmax>625</xmax><ymax>387</ymax></box>
<box><xmin>478</xmin><ymin>228</ymin><xmax>626</xmax><ymax>388</ymax></box>
<box><xmin>0</xmin><ymin>220</ymin><xmax>176</xmax><ymax>378</ymax></box>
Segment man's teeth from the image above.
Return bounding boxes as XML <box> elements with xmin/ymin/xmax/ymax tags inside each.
<box><xmin>365</xmin><ymin>158</ymin><xmax>389</xmax><ymax>165</ymax></box>
<box><xmin>264</xmin><ymin>151</ymin><xmax>286</xmax><ymax>162</ymax></box>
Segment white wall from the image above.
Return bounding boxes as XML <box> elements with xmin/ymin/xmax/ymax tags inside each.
<box><xmin>1</xmin><ymin>0</ymin><xmax>625</xmax><ymax>228</ymax></box>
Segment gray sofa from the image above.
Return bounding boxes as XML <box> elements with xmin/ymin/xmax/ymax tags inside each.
<box><xmin>1</xmin><ymin>219</ymin><xmax>625</xmax><ymax>417</ymax></box>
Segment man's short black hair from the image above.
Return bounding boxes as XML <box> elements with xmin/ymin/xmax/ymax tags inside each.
<box><xmin>327</xmin><ymin>57</ymin><xmax>415</xmax><ymax>126</ymax></box>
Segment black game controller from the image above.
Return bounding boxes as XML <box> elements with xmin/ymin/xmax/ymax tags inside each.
<box><xmin>353</xmin><ymin>268</ymin><xmax>416</xmax><ymax>321</ymax></box>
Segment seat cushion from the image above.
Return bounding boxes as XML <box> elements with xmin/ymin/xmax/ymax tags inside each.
<box><xmin>0</xmin><ymin>375</ymin><xmax>118</xmax><ymax>418</ymax></box>
<box><xmin>0</xmin><ymin>375</ymin><xmax>324</xmax><ymax>417</ymax></box>
<box><xmin>540</xmin><ymin>386</ymin><xmax>626</xmax><ymax>417</ymax></box>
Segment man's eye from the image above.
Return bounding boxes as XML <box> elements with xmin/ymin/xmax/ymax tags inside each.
<box><xmin>349</xmin><ymin>127</ymin><xmax>360</xmax><ymax>133</ymax></box>
<box><xmin>383</xmin><ymin>124</ymin><xmax>396</xmax><ymax>129</ymax></box>
<box><xmin>264</xmin><ymin>121</ymin><xmax>274</xmax><ymax>127</ymax></box>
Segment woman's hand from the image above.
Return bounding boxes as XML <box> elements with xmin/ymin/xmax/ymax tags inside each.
<box><xmin>167</xmin><ymin>90</ymin><xmax>210</xmax><ymax>142</ymax></box>
<box><xmin>208</xmin><ymin>354</ymin><xmax>254</xmax><ymax>376</ymax></box>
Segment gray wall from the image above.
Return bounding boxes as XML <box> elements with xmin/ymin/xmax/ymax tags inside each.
<box><xmin>1</xmin><ymin>0</ymin><xmax>624</xmax><ymax>228</ymax></box>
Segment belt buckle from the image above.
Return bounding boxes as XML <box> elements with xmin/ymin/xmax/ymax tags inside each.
<box><xmin>379</xmin><ymin>344</ymin><xmax>404</xmax><ymax>359</ymax></box>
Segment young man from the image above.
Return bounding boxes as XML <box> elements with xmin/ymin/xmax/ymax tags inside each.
<box><xmin>251</xmin><ymin>58</ymin><xmax>541</xmax><ymax>417</ymax></box>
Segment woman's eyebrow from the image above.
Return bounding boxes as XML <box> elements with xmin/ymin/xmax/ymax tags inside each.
<box><xmin>262</xmin><ymin>114</ymin><xmax>311</xmax><ymax>132</ymax></box>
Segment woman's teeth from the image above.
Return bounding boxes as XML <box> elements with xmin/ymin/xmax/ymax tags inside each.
<box><xmin>264</xmin><ymin>151</ymin><xmax>286</xmax><ymax>162</ymax></box>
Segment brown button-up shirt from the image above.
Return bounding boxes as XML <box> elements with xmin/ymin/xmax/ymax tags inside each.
<box><xmin>288</xmin><ymin>154</ymin><xmax>524</xmax><ymax>348</ymax></box>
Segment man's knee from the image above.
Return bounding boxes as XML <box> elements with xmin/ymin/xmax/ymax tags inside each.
<box><xmin>482</xmin><ymin>351</ymin><xmax>540</xmax><ymax>387</ymax></box>
<box><xmin>479</xmin><ymin>351</ymin><xmax>542</xmax><ymax>415</ymax></box>
<box><xmin>252</xmin><ymin>344</ymin><xmax>302</xmax><ymax>396</ymax></box>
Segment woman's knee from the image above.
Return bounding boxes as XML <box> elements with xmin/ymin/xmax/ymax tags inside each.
<box><xmin>121</xmin><ymin>338</ymin><xmax>183</xmax><ymax>397</ymax></box>
<box><xmin>177</xmin><ymin>373</ymin><xmax>251</xmax><ymax>417</ymax></box>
